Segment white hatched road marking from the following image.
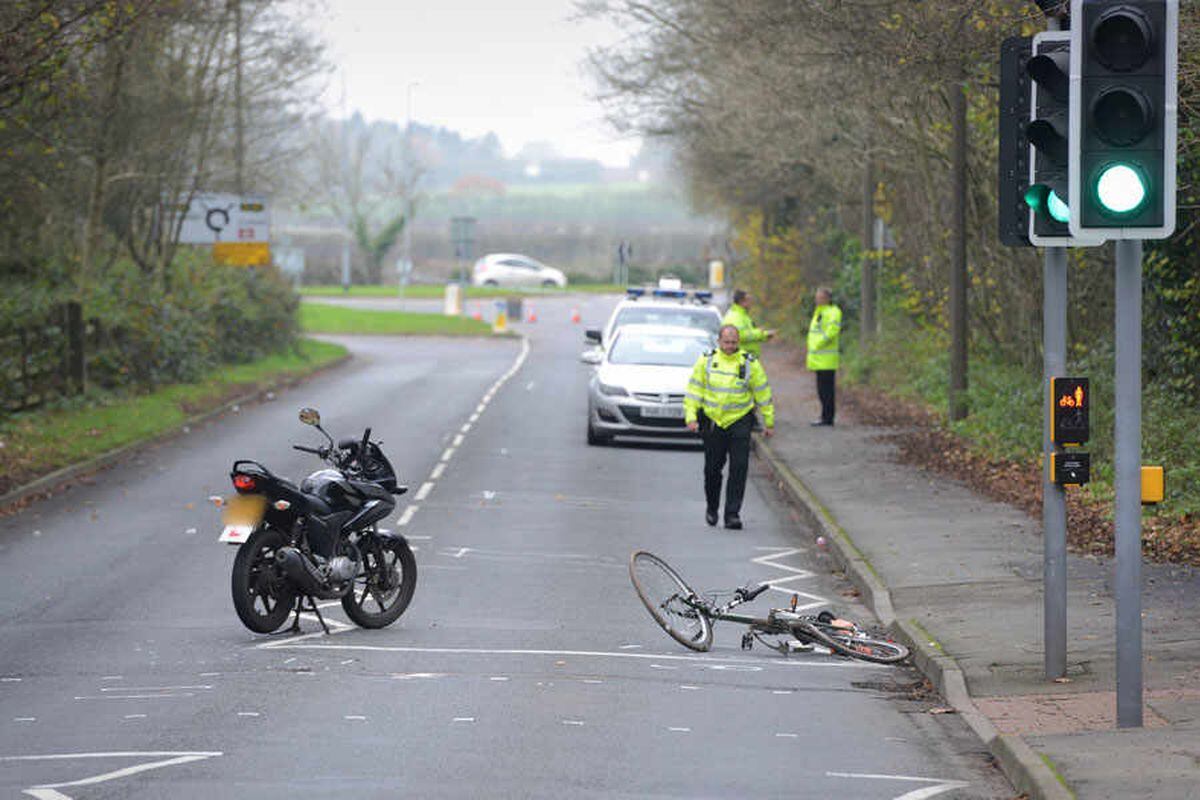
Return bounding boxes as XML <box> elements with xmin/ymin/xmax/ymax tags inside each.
<box><xmin>0</xmin><ymin>751</ymin><xmax>222</xmax><ymax>800</ymax></box>
<box><xmin>751</xmin><ymin>547</ymin><xmax>828</xmax><ymax>611</ymax></box>
<box><xmin>826</xmin><ymin>772</ymin><xmax>971</xmax><ymax>800</ymax></box>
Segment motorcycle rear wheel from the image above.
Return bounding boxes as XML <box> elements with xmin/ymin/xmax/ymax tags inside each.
<box><xmin>231</xmin><ymin>527</ymin><xmax>297</xmax><ymax>634</ymax></box>
<box><xmin>342</xmin><ymin>536</ymin><xmax>417</xmax><ymax>628</ymax></box>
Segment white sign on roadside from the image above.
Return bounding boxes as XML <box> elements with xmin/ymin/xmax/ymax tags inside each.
<box><xmin>177</xmin><ymin>193</ymin><xmax>270</xmax><ymax>244</ymax></box>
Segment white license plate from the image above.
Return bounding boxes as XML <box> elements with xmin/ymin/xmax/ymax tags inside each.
<box><xmin>641</xmin><ymin>405</ymin><xmax>684</xmax><ymax>419</ymax></box>
<box><xmin>219</xmin><ymin>494</ymin><xmax>266</xmax><ymax>544</ymax></box>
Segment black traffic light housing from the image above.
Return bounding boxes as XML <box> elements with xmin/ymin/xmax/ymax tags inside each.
<box><xmin>998</xmin><ymin>36</ymin><xmax>1033</xmax><ymax>247</ymax></box>
<box><xmin>1051</xmin><ymin>376</ymin><xmax>1090</xmax><ymax>446</ymax></box>
<box><xmin>1025</xmin><ymin>32</ymin><xmax>1105</xmax><ymax>247</ymax></box>
<box><xmin>1069</xmin><ymin>0</ymin><xmax>1178</xmax><ymax>239</ymax></box>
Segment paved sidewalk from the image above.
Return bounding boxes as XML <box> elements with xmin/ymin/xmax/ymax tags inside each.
<box><xmin>754</xmin><ymin>339</ymin><xmax>1200</xmax><ymax>800</ymax></box>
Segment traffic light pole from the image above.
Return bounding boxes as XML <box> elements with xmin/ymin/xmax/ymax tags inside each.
<box><xmin>1043</xmin><ymin>245</ymin><xmax>1068</xmax><ymax>680</ymax></box>
<box><xmin>1114</xmin><ymin>238</ymin><xmax>1144</xmax><ymax>728</ymax></box>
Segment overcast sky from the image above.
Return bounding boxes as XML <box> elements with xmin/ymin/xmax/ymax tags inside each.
<box><xmin>311</xmin><ymin>0</ymin><xmax>640</xmax><ymax>166</ymax></box>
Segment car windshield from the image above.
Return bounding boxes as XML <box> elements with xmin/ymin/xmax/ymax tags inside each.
<box><xmin>609</xmin><ymin>332</ymin><xmax>710</xmax><ymax>367</ymax></box>
<box><xmin>614</xmin><ymin>307</ymin><xmax>719</xmax><ymax>334</ymax></box>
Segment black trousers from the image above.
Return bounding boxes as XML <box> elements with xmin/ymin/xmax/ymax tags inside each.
<box><xmin>703</xmin><ymin>413</ymin><xmax>754</xmax><ymax>519</ymax></box>
<box><xmin>816</xmin><ymin>369</ymin><xmax>836</xmax><ymax>424</ymax></box>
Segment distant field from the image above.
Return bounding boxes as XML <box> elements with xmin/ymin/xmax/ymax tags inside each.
<box><xmin>300</xmin><ymin>303</ymin><xmax>495</xmax><ymax>336</ymax></box>
<box><xmin>299</xmin><ymin>284</ymin><xmax>624</xmax><ymax>298</ymax></box>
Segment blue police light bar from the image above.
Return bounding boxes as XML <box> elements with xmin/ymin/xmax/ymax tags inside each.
<box><xmin>652</xmin><ymin>289</ymin><xmax>687</xmax><ymax>298</ymax></box>
<box><xmin>625</xmin><ymin>288</ymin><xmax>646</xmax><ymax>298</ymax></box>
<box><xmin>693</xmin><ymin>291</ymin><xmax>713</xmax><ymax>302</ymax></box>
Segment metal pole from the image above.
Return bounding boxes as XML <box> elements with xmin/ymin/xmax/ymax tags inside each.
<box><xmin>232</xmin><ymin>0</ymin><xmax>245</xmax><ymax>196</ymax></box>
<box><xmin>1043</xmin><ymin>246</ymin><xmax>1068</xmax><ymax>679</ymax></box>
<box><xmin>400</xmin><ymin>82</ymin><xmax>418</xmax><ymax>298</ymax></box>
<box><xmin>1114</xmin><ymin>238</ymin><xmax>1144</xmax><ymax>728</ymax></box>
<box><xmin>861</xmin><ymin>158</ymin><xmax>876</xmax><ymax>344</ymax></box>
<box><xmin>948</xmin><ymin>71</ymin><xmax>969</xmax><ymax>420</ymax></box>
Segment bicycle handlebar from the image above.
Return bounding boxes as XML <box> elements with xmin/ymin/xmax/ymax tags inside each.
<box><xmin>743</xmin><ymin>583</ymin><xmax>770</xmax><ymax>601</ymax></box>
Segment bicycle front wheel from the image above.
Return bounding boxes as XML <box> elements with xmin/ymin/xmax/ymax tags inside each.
<box><xmin>794</xmin><ymin>620</ymin><xmax>909</xmax><ymax>664</ymax></box>
<box><xmin>629</xmin><ymin>551</ymin><xmax>713</xmax><ymax>652</ymax></box>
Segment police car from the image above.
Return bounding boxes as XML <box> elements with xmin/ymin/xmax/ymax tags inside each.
<box><xmin>584</xmin><ymin>285</ymin><xmax>722</xmax><ymax>351</ymax></box>
<box><xmin>581</xmin><ymin>324</ymin><xmax>715</xmax><ymax>445</ymax></box>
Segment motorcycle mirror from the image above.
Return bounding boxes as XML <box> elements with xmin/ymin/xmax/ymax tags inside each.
<box><xmin>298</xmin><ymin>408</ymin><xmax>321</xmax><ymax>426</ymax></box>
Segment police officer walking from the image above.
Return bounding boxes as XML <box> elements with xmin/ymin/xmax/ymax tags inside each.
<box><xmin>807</xmin><ymin>287</ymin><xmax>842</xmax><ymax>427</ymax></box>
<box><xmin>684</xmin><ymin>325</ymin><xmax>775</xmax><ymax>529</ymax></box>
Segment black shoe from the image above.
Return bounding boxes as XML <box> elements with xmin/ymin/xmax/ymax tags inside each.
<box><xmin>705</xmin><ymin>510</ymin><xmax>718</xmax><ymax>526</ymax></box>
<box><xmin>724</xmin><ymin>514</ymin><xmax>743</xmax><ymax>530</ymax></box>
<box><xmin>810</xmin><ymin>420</ymin><xmax>834</xmax><ymax>427</ymax></box>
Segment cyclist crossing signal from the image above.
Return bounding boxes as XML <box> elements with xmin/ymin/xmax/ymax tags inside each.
<box><xmin>1051</xmin><ymin>377</ymin><xmax>1090</xmax><ymax>446</ymax></box>
<box><xmin>1069</xmin><ymin>0</ymin><xmax>1178</xmax><ymax>239</ymax></box>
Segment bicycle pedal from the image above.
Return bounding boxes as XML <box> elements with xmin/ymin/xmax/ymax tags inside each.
<box><xmin>786</xmin><ymin>639</ymin><xmax>815</xmax><ymax>653</ymax></box>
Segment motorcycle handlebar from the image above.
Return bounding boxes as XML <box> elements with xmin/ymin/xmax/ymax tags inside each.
<box><xmin>293</xmin><ymin>444</ymin><xmax>324</xmax><ymax>456</ymax></box>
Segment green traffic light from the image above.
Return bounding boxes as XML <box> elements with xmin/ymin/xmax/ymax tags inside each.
<box><xmin>1047</xmin><ymin>190</ymin><xmax>1070</xmax><ymax>223</ymax></box>
<box><xmin>1096</xmin><ymin>164</ymin><xmax>1147</xmax><ymax>215</ymax></box>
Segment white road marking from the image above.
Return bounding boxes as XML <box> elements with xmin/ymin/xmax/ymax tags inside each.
<box><xmin>668</xmin><ymin>727</ymin><xmax>690</xmax><ymax>733</ymax></box>
<box><xmin>452</xmin><ymin>717</ymin><xmax>475</xmax><ymax>723</ymax></box>
<box><xmin>198</xmin><ymin>672</ymin><xmax>220</xmax><ymax>677</ymax></box>
<box><xmin>482</xmin><ymin>490</ymin><xmax>497</xmax><ymax>500</ymax></box>
<box><xmin>772</xmin><ymin>690</ymin><xmax>793</xmax><ymax>695</ymax></box>
<box><xmin>237</xmin><ymin>712</ymin><xmax>260</xmax><ymax>717</ymax></box>
<box><xmin>397</xmin><ymin>506</ymin><xmax>417</xmax><ymax>527</ymax></box>
<box><xmin>14</xmin><ymin>717</ymin><xmax>35</xmax><ymax>722</ymax></box>
<box><xmin>2</xmin><ymin>751</ymin><xmax>223</xmax><ymax>798</ymax></box>
<box><xmin>262</xmin><ymin>643</ymin><xmax>882</xmax><ymax>668</ymax></box>
<box><xmin>826</xmin><ymin>772</ymin><xmax>970</xmax><ymax>800</ymax></box>
<box><xmin>581</xmin><ymin>679</ymin><xmax>603</xmax><ymax>685</ymax></box>
<box><xmin>469</xmin><ymin>413</ymin><xmax>480</xmax><ymax>423</ymax></box>
<box><xmin>561</xmin><ymin>719</ymin><xmax>584</xmax><ymax>726</ymax></box>
<box><xmin>2</xmin><ymin>677</ymin><xmax>22</xmax><ymax>682</ymax></box>
<box><xmin>619</xmin><ymin>644</ymin><xmax>642</xmax><ymax>650</ymax></box>
<box><xmin>430</xmin><ymin>463</ymin><xmax>446</xmax><ymax>480</ymax></box>
<box><xmin>74</xmin><ymin>694</ymin><xmax>195</xmax><ymax>700</ymax></box>
<box><xmin>122</xmin><ymin>715</ymin><xmax>146</xmax><ymax>720</ymax></box>
<box><xmin>775</xmin><ymin>733</ymin><xmax>799</xmax><ymax>738</ymax></box>
<box><xmin>407</xmin><ymin>535</ymin><xmax>432</xmax><ymax>540</ymax></box>
<box><xmin>445</xmin><ymin>547</ymin><xmax>470</xmax><ymax>559</ymax></box>
<box><xmin>340</xmin><ymin>659</ymin><xmax>354</xmax><ymax>665</ymax></box>
<box><xmin>453</xmin><ymin>434</ymin><xmax>464</xmax><ymax>447</ymax></box>
<box><xmin>440</xmin><ymin>448</ymin><xmax>455</xmax><ymax>462</ymax></box>
<box><xmin>100</xmin><ymin>686</ymin><xmax>211</xmax><ymax>692</ymax></box>
<box><xmin>489</xmin><ymin>676</ymin><xmax>509</xmax><ymax>682</ymax></box>
<box><xmin>344</xmin><ymin>715</ymin><xmax>367</xmax><ymax>721</ymax></box>
<box><xmin>414</xmin><ymin>482</ymin><xmax>434</xmax><ymax>501</ymax></box>
<box><xmin>391</xmin><ymin>672</ymin><xmax>445</xmax><ymax>680</ymax></box>
<box><xmin>525</xmin><ymin>381</ymin><xmax>536</xmax><ymax>391</ymax></box>
<box><xmin>476</xmin><ymin>404</ymin><xmax>486</xmax><ymax>414</ymax></box>
<box><xmin>679</xmin><ymin>685</ymin><xmax>700</xmax><ymax>691</ymax></box>
<box><xmin>100</xmin><ymin>677</ymin><xmax>122</xmax><ymax>681</ymax></box>
<box><xmin>649</xmin><ymin>664</ymin><xmax>677</xmax><ymax>671</ymax></box>
<box><xmin>750</xmin><ymin>547</ymin><xmax>828</xmax><ymax>611</ymax></box>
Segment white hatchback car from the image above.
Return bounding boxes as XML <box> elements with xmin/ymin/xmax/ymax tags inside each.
<box><xmin>585</xmin><ymin>288</ymin><xmax>722</xmax><ymax>351</ymax></box>
<box><xmin>471</xmin><ymin>253</ymin><xmax>567</xmax><ymax>288</ymax></box>
<box><xmin>581</xmin><ymin>324</ymin><xmax>715</xmax><ymax>445</ymax></box>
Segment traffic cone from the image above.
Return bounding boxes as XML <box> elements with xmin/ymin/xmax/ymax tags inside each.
<box><xmin>570</xmin><ymin>308</ymin><xmax>581</xmax><ymax>323</ymax></box>
<box><xmin>526</xmin><ymin>304</ymin><xmax>537</xmax><ymax>323</ymax></box>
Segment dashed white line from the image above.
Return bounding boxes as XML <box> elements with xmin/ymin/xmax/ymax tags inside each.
<box><xmin>489</xmin><ymin>676</ymin><xmax>509</xmax><ymax>682</ymax></box>
<box><xmin>14</xmin><ymin>717</ymin><xmax>35</xmax><ymax>722</ymax></box>
<box><xmin>100</xmin><ymin>676</ymin><xmax>122</xmax><ymax>681</ymax></box>
<box><xmin>397</xmin><ymin>506</ymin><xmax>417</xmax><ymax>527</ymax></box>
<box><xmin>452</xmin><ymin>717</ymin><xmax>475</xmax><ymax>723</ymax></box>
<box><xmin>101</xmin><ymin>686</ymin><xmax>211</xmax><ymax>692</ymax></box>
<box><xmin>469</xmin><ymin>412</ymin><xmax>480</xmax><ymax>423</ymax></box>
<box><xmin>619</xmin><ymin>645</ymin><xmax>642</xmax><ymax>650</ymax></box>
<box><xmin>561</xmin><ymin>720</ymin><xmax>585</xmax><ymax>726</ymax></box>
<box><xmin>581</xmin><ymin>679</ymin><xmax>603</xmax><ymax>685</ymax></box>
<box><xmin>440</xmin><ymin>448</ymin><xmax>455</xmax><ymax>462</ymax></box>
<box><xmin>475</xmin><ymin>404</ymin><xmax>486</xmax><ymax>414</ymax></box>
<box><xmin>772</xmin><ymin>690</ymin><xmax>793</xmax><ymax>695</ymax></box>
<box><xmin>668</xmin><ymin>727</ymin><xmax>691</xmax><ymax>733</ymax></box>
<box><xmin>74</xmin><ymin>694</ymin><xmax>195</xmax><ymax>700</ymax></box>
<box><xmin>344</xmin><ymin>715</ymin><xmax>367</xmax><ymax>721</ymax></box>
<box><xmin>237</xmin><ymin>712</ymin><xmax>260</xmax><ymax>717</ymax></box>
<box><xmin>649</xmin><ymin>664</ymin><xmax>677</xmax><ymax>671</ymax></box>
<box><xmin>461</xmin><ymin>423</ymin><xmax>472</xmax><ymax>434</ymax></box>
<box><xmin>123</xmin><ymin>715</ymin><xmax>147</xmax><ymax>720</ymax></box>
<box><xmin>679</xmin><ymin>685</ymin><xmax>700</xmax><ymax>691</ymax></box>
<box><xmin>414</xmin><ymin>482</ymin><xmax>434</xmax><ymax>501</ymax></box>
<box><xmin>1</xmin><ymin>677</ymin><xmax>21</xmax><ymax>683</ymax></box>
<box><xmin>453</xmin><ymin>434</ymin><xmax>464</xmax><ymax>447</ymax></box>
<box><xmin>775</xmin><ymin>733</ymin><xmax>798</xmax><ymax>738</ymax></box>
<box><xmin>430</xmin><ymin>463</ymin><xmax>446</xmax><ymax>480</ymax></box>
<box><xmin>198</xmin><ymin>672</ymin><xmax>220</xmax><ymax>678</ymax></box>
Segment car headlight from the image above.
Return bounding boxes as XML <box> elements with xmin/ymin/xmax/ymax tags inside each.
<box><xmin>598</xmin><ymin>382</ymin><xmax>628</xmax><ymax>397</ymax></box>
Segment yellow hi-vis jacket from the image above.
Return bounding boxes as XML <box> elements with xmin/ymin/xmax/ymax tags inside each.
<box><xmin>806</xmin><ymin>303</ymin><xmax>842</xmax><ymax>370</ymax></box>
<box><xmin>721</xmin><ymin>303</ymin><xmax>769</xmax><ymax>357</ymax></box>
<box><xmin>684</xmin><ymin>349</ymin><xmax>775</xmax><ymax>429</ymax></box>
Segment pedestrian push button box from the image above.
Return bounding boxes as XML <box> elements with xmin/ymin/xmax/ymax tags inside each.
<box><xmin>1052</xmin><ymin>452</ymin><xmax>1090</xmax><ymax>487</ymax></box>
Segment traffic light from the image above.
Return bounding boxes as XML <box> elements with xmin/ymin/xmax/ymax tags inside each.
<box><xmin>1051</xmin><ymin>377</ymin><xmax>1090</xmax><ymax>446</ymax></box>
<box><xmin>1025</xmin><ymin>32</ymin><xmax>1104</xmax><ymax>246</ymax></box>
<box><xmin>1069</xmin><ymin>0</ymin><xmax>1178</xmax><ymax>239</ymax></box>
<box><xmin>998</xmin><ymin>36</ymin><xmax>1033</xmax><ymax>247</ymax></box>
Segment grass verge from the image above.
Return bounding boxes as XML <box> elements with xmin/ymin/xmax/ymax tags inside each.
<box><xmin>300</xmin><ymin>303</ymin><xmax>494</xmax><ymax>336</ymax></box>
<box><xmin>0</xmin><ymin>338</ymin><xmax>347</xmax><ymax>496</ymax></box>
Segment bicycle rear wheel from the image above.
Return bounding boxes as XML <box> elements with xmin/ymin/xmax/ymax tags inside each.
<box><xmin>629</xmin><ymin>551</ymin><xmax>713</xmax><ymax>652</ymax></box>
<box><xmin>793</xmin><ymin>620</ymin><xmax>909</xmax><ymax>664</ymax></box>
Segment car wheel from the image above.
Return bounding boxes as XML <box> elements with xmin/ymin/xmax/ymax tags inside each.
<box><xmin>483</xmin><ymin>280</ymin><xmax>499</xmax><ymax>287</ymax></box>
<box><xmin>542</xmin><ymin>279</ymin><xmax>558</xmax><ymax>288</ymax></box>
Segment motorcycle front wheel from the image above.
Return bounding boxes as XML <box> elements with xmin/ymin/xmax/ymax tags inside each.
<box><xmin>342</xmin><ymin>535</ymin><xmax>417</xmax><ymax>628</ymax></box>
<box><xmin>231</xmin><ymin>527</ymin><xmax>296</xmax><ymax>633</ymax></box>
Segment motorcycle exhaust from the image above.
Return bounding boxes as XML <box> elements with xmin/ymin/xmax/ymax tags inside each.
<box><xmin>276</xmin><ymin>546</ymin><xmax>347</xmax><ymax>600</ymax></box>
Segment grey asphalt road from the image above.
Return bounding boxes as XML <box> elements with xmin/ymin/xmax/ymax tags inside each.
<box><xmin>0</xmin><ymin>295</ymin><xmax>1014</xmax><ymax>799</ymax></box>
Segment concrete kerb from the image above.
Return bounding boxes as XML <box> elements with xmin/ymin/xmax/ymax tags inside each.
<box><xmin>751</xmin><ymin>434</ymin><xmax>1075</xmax><ymax>800</ymax></box>
<box><xmin>0</xmin><ymin>354</ymin><xmax>352</xmax><ymax>513</ymax></box>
